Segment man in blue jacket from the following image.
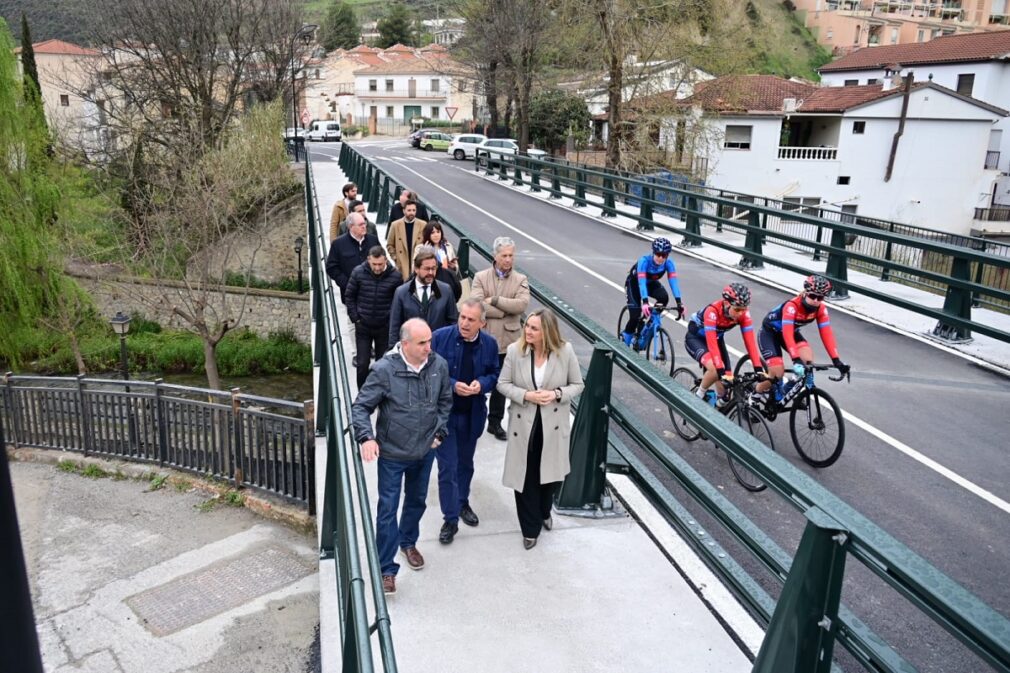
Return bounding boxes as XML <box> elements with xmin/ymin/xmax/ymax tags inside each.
<box><xmin>352</xmin><ymin>318</ymin><xmax>452</xmax><ymax>596</ymax></box>
<box><xmin>431</xmin><ymin>299</ymin><xmax>500</xmax><ymax>544</ymax></box>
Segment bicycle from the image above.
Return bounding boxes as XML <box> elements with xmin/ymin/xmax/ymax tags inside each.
<box><xmin>743</xmin><ymin>362</ymin><xmax>849</xmax><ymax>468</ymax></box>
<box><xmin>668</xmin><ymin>368</ymin><xmax>776</xmax><ymax>492</ymax></box>
<box><xmin>616</xmin><ymin>301</ymin><xmax>675</xmax><ymax>375</ymax></box>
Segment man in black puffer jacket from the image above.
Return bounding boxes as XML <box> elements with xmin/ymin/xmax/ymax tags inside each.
<box><xmin>345</xmin><ymin>246</ymin><xmax>404</xmax><ymax>388</ymax></box>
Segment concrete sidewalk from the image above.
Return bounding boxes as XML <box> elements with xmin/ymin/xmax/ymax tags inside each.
<box><xmin>312</xmin><ymin>157</ymin><xmax>761</xmax><ymax>673</ymax></box>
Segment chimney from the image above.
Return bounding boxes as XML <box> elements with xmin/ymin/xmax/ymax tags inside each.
<box><xmin>882</xmin><ymin>64</ymin><xmax>902</xmax><ymax>91</ymax></box>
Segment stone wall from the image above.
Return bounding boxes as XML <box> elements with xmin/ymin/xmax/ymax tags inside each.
<box><xmin>73</xmin><ymin>273</ymin><xmax>311</xmax><ymax>344</ymax></box>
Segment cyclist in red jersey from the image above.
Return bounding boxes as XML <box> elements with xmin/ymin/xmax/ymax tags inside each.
<box><xmin>683</xmin><ymin>282</ymin><xmax>763</xmax><ymax>406</ymax></box>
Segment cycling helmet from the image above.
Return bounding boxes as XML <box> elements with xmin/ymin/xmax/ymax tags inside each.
<box><xmin>652</xmin><ymin>238</ymin><xmax>673</xmax><ymax>255</ymax></box>
<box><xmin>722</xmin><ymin>282</ymin><xmax>751</xmax><ymax>307</ymax></box>
<box><xmin>803</xmin><ymin>274</ymin><xmax>832</xmax><ymax>296</ymax></box>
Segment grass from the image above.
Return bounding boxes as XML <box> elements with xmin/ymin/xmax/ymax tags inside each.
<box><xmin>148</xmin><ymin>474</ymin><xmax>168</xmax><ymax>491</ymax></box>
<box><xmin>81</xmin><ymin>463</ymin><xmax>109</xmax><ymax>479</ymax></box>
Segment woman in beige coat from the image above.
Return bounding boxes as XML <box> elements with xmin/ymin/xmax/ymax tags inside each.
<box><xmin>496</xmin><ymin>308</ymin><xmax>584</xmax><ymax>549</ymax></box>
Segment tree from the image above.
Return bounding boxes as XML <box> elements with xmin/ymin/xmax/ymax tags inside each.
<box><xmin>18</xmin><ymin>13</ymin><xmax>40</xmax><ymax>96</ymax></box>
<box><xmin>320</xmin><ymin>1</ymin><xmax>360</xmax><ymax>51</ymax></box>
<box><xmin>529</xmin><ymin>89</ymin><xmax>590</xmax><ymax>153</ymax></box>
<box><xmin>376</xmin><ymin>3</ymin><xmax>416</xmax><ymax>48</ymax></box>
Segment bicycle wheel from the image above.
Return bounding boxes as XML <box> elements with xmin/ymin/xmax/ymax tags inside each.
<box><xmin>726</xmin><ymin>404</ymin><xmax>775</xmax><ymax>492</ymax></box>
<box><xmin>734</xmin><ymin>354</ymin><xmax>763</xmax><ymax>379</ymax></box>
<box><xmin>645</xmin><ymin>327</ymin><xmax>675</xmax><ymax>375</ymax></box>
<box><xmin>669</xmin><ymin>367</ymin><xmax>702</xmax><ymax>442</ymax></box>
<box><xmin>789</xmin><ymin>388</ymin><xmax>845</xmax><ymax>467</ymax></box>
<box><xmin>617</xmin><ymin>305</ymin><xmax>629</xmax><ymax>339</ymax></box>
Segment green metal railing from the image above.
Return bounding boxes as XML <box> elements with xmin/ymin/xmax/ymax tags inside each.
<box><xmin>335</xmin><ymin>142</ymin><xmax>1010</xmax><ymax>673</ymax></box>
<box><xmin>473</xmin><ymin>151</ymin><xmax>1010</xmax><ymax>341</ymax></box>
<box><xmin>305</xmin><ymin>161</ymin><xmax>397</xmax><ymax>672</ymax></box>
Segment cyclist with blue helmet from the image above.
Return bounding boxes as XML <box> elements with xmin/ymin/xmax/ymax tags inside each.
<box><xmin>621</xmin><ymin>238</ymin><xmax>685</xmax><ymax>347</ymax></box>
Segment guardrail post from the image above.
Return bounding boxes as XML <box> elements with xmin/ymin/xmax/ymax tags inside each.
<box><xmin>638</xmin><ymin>185</ymin><xmax>655</xmax><ymax>231</ymax></box>
<box><xmin>752</xmin><ymin>507</ymin><xmax>848</xmax><ymax>673</ymax></box>
<box><xmin>391</xmin><ymin>183</ymin><xmax>403</xmax><ymax>210</ymax></box>
<box><xmin>550</xmin><ymin>165</ymin><xmax>561</xmax><ymax>199</ymax></box>
<box><xmin>376</xmin><ymin>176</ymin><xmax>390</xmax><ymax>225</ymax></box>
<box><xmin>3</xmin><ymin>373</ymin><xmax>19</xmax><ymax>449</ymax></box>
<box><xmin>680</xmin><ymin>195</ymin><xmax>702</xmax><ymax>248</ymax></box>
<box><xmin>880</xmin><ymin>222</ymin><xmax>895</xmax><ymax>281</ymax></box>
<box><xmin>303</xmin><ymin>401</ymin><xmax>316</xmax><ymax>516</ymax></box>
<box><xmin>557</xmin><ymin>345</ymin><xmax>613</xmax><ymax>511</ymax></box>
<box><xmin>738</xmin><ymin>209</ymin><xmax>764</xmax><ymax>269</ymax></box>
<box><xmin>319</xmin><ymin>431</ymin><xmax>337</xmax><ymax>559</ymax></box>
<box><xmin>337</xmin><ymin>142</ymin><xmax>346</xmax><ymax>169</ymax></box>
<box><xmin>152</xmin><ymin>378</ymin><xmax>169</xmax><ymax>466</ymax></box>
<box><xmin>971</xmin><ymin>241</ymin><xmax>987</xmax><ymax>308</ymax></box>
<box><xmin>367</xmin><ymin>169</ymin><xmax>380</xmax><ymax>214</ymax></box>
<box><xmin>601</xmin><ymin>177</ymin><xmax>617</xmax><ymax>218</ymax></box>
<box><xmin>230</xmin><ymin>388</ymin><xmax>244</xmax><ymax>488</ymax></box>
<box><xmin>484</xmin><ymin>154</ymin><xmax>494</xmax><ymax>176</ymax></box>
<box><xmin>931</xmin><ymin>255</ymin><xmax>973</xmax><ymax>342</ymax></box>
<box><xmin>75</xmin><ymin>374</ymin><xmax>92</xmax><ymax>457</ymax></box>
<box><xmin>456</xmin><ymin>238</ymin><xmax>471</xmax><ymax>278</ymax></box>
<box><xmin>574</xmin><ymin>168</ymin><xmax>587</xmax><ymax>207</ymax></box>
<box><xmin>812</xmin><ymin>211</ymin><xmax>825</xmax><ymax>262</ymax></box>
<box><xmin>362</xmin><ymin>163</ymin><xmax>374</xmax><ymax>202</ymax></box>
<box><xmin>513</xmin><ymin>162</ymin><xmax>523</xmax><ymax>187</ymax></box>
<box><xmin>825</xmin><ymin>227</ymin><xmax>850</xmax><ymax>300</ymax></box>
<box><xmin>531</xmin><ymin>162</ymin><xmax>542</xmax><ymax>193</ymax></box>
<box><xmin>316</xmin><ymin>346</ymin><xmax>330</xmax><ymax>436</ymax></box>
<box><xmin>498</xmin><ymin>158</ymin><xmax>508</xmax><ymax>181</ymax></box>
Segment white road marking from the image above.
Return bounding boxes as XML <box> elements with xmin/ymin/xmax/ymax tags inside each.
<box><xmin>377</xmin><ymin>157</ymin><xmax>1010</xmax><ymax>515</ymax></box>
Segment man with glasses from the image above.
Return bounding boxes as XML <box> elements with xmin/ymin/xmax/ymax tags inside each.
<box><xmin>752</xmin><ymin>274</ymin><xmax>849</xmax><ymax>404</ymax></box>
<box><xmin>684</xmin><ymin>282</ymin><xmax>763</xmax><ymax>407</ymax></box>
<box><xmin>621</xmin><ymin>237</ymin><xmax>685</xmax><ymax>348</ymax></box>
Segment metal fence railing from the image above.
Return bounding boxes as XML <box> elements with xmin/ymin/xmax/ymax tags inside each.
<box><xmin>339</xmin><ymin>141</ymin><xmax>1010</xmax><ymax>673</ymax></box>
<box><xmin>0</xmin><ymin>375</ymin><xmax>314</xmax><ymax>511</ymax></box>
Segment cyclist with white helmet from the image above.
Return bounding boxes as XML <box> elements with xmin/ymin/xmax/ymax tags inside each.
<box><xmin>684</xmin><ymin>282</ymin><xmax>763</xmax><ymax>406</ymax></box>
<box><xmin>621</xmin><ymin>238</ymin><xmax>685</xmax><ymax>347</ymax></box>
<box><xmin>753</xmin><ymin>275</ymin><xmax>849</xmax><ymax>400</ymax></box>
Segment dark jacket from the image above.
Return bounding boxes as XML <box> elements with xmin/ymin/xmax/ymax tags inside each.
<box><xmin>352</xmin><ymin>347</ymin><xmax>452</xmax><ymax>462</ymax></box>
<box><xmin>436</xmin><ymin>265</ymin><xmax>462</xmax><ymax>301</ymax></box>
<box><xmin>345</xmin><ymin>261</ymin><xmax>403</xmax><ymax>328</ymax></box>
<box><xmin>431</xmin><ymin>325</ymin><xmax>500</xmax><ymax>427</ymax></box>
<box><xmin>390</xmin><ymin>201</ymin><xmax>430</xmax><ymax>223</ymax></box>
<box><xmin>388</xmin><ymin>278</ymin><xmax>458</xmax><ymax>346</ymax></box>
<box><xmin>325</xmin><ymin>232</ymin><xmax>380</xmax><ymax>300</ymax></box>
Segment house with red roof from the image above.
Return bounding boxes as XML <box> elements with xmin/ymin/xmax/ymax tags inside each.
<box><xmin>667</xmin><ymin>74</ymin><xmax>1006</xmax><ymax>235</ymax></box>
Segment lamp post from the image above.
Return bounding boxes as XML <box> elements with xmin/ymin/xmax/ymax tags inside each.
<box><xmin>294</xmin><ymin>236</ymin><xmax>304</xmax><ymax>294</ymax></box>
<box><xmin>290</xmin><ymin>24</ymin><xmax>317</xmax><ymax>163</ymax></box>
<box><xmin>109</xmin><ymin>311</ymin><xmax>131</xmax><ymax>386</ymax></box>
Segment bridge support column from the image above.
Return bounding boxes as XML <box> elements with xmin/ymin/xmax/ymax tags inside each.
<box><xmin>932</xmin><ymin>255</ymin><xmax>973</xmax><ymax>343</ymax></box>
<box><xmin>825</xmin><ymin>227</ymin><xmax>850</xmax><ymax>300</ymax></box>
<box><xmin>738</xmin><ymin>210</ymin><xmax>764</xmax><ymax>269</ymax></box>
<box><xmin>752</xmin><ymin>507</ymin><xmax>848</xmax><ymax>673</ymax></box>
<box><xmin>679</xmin><ymin>195</ymin><xmax>702</xmax><ymax>248</ymax></box>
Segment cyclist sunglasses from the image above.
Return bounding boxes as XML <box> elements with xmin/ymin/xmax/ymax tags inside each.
<box><xmin>806</xmin><ymin>293</ymin><xmax>825</xmax><ymax>301</ymax></box>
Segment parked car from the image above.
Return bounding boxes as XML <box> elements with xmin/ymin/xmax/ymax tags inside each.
<box><xmin>408</xmin><ymin>129</ymin><xmax>425</xmax><ymax>147</ymax></box>
<box><xmin>447</xmin><ymin>133</ymin><xmax>487</xmax><ymax>160</ymax></box>
<box><xmin>474</xmin><ymin>138</ymin><xmax>547</xmax><ymax>161</ymax></box>
<box><xmin>283</xmin><ymin>127</ymin><xmax>307</xmax><ymax>141</ymax></box>
<box><xmin>419</xmin><ymin>131</ymin><xmax>453</xmax><ymax>152</ymax></box>
<box><xmin>307</xmin><ymin>120</ymin><xmax>341</xmax><ymax>142</ymax></box>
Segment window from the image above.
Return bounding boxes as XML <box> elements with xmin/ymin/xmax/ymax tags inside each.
<box><xmin>431</xmin><ymin>106</ymin><xmax>440</xmax><ymax>118</ymax></box>
<box><xmin>430</xmin><ymin>79</ymin><xmax>440</xmax><ymax>92</ymax></box>
<box><xmin>837</xmin><ymin>176</ymin><xmax>851</xmax><ymax>185</ymax></box>
<box><xmin>867</xmin><ymin>78</ymin><xmax>878</xmax><ymax>85</ymax></box>
<box><xmin>891</xmin><ymin>28</ymin><xmax>899</xmax><ymax>43</ymax></box>
<box><xmin>844</xmin><ymin>79</ymin><xmax>859</xmax><ymax>86</ymax></box>
<box><xmin>917</xmin><ymin>29</ymin><xmax>925</xmax><ymax>42</ymax></box>
<box><xmin>386</xmin><ymin>106</ymin><xmax>394</xmax><ymax>118</ymax></box>
<box><xmin>826</xmin><ymin>28</ymin><xmax>833</xmax><ymax>39</ymax></box>
<box><xmin>723</xmin><ymin>125</ymin><xmax>752</xmax><ymax>150</ymax></box>
<box><xmin>60</xmin><ymin>94</ymin><xmax>70</xmax><ymax>106</ymax></box>
<box><xmin>385</xmin><ymin>79</ymin><xmax>394</xmax><ymax>92</ymax></box>
<box><xmin>368</xmin><ymin>79</ymin><xmax>377</xmax><ymax>92</ymax></box>
<box><xmin>852</xmin><ymin>121</ymin><xmax>866</xmax><ymax>134</ymax></box>
<box><xmin>956</xmin><ymin>73</ymin><xmax>975</xmax><ymax>96</ymax></box>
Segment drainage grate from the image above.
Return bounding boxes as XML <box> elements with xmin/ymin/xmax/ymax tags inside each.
<box><xmin>125</xmin><ymin>546</ymin><xmax>313</xmax><ymax>636</ymax></box>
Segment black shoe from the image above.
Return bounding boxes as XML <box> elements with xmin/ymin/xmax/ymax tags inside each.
<box><xmin>542</xmin><ymin>515</ymin><xmax>553</xmax><ymax>531</ymax></box>
<box><xmin>487</xmin><ymin>423</ymin><xmax>507</xmax><ymax>441</ymax></box>
<box><xmin>352</xmin><ymin>354</ymin><xmax>359</xmax><ymax>367</ymax></box>
<box><xmin>439</xmin><ymin>521</ymin><xmax>458</xmax><ymax>544</ymax></box>
<box><xmin>459</xmin><ymin>504</ymin><xmax>479</xmax><ymax>527</ymax></box>
<box><xmin>523</xmin><ymin>536</ymin><xmax>537</xmax><ymax>550</ymax></box>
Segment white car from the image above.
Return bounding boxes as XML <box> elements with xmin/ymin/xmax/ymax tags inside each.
<box><xmin>306</xmin><ymin>120</ymin><xmax>341</xmax><ymax>142</ymax></box>
<box><xmin>447</xmin><ymin>133</ymin><xmax>487</xmax><ymax>160</ymax></box>
<box><xmin>474</xmin><ymin>138</ymin><xmax>547</xmax><ymax>161</ymax></box>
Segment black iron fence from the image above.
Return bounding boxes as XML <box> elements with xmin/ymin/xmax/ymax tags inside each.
<box><xmin>0</xmin><ymin>375</ymin><xmax>314</xmax><ymax>512</ymax></box>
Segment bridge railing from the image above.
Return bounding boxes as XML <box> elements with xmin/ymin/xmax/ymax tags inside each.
<box><xmin>305</xmin><ymin>160</ymin><xmax>397</xmax><ymax>672</ymax></box>
<box><xmin>471</xmin><ymin>151</ymin><xmax>1010</xmax><ymax>335</ymax></box>
<box><xmin>339</xmin><ymin>141</ymin><xmax>1010</xmax><ymax>673</ymax></box>
<box><xmin>0</xmin><ymin>374</ymin><xmax>315</xmax><ymax>510</ymax></box>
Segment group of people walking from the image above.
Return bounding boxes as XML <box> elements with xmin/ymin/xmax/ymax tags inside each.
<box><xmin>328</xmin><ymin>187</ymin><xmax>583</xmax><ymax>596</ymax></box>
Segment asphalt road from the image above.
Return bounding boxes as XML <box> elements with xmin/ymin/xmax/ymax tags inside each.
<box><xmin>308</xmin><ymin>139</ymin><xmax>1010</xmax><ymax>673</ymax></box>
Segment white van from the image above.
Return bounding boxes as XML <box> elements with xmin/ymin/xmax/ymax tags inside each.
<box><xmin>307</xmin><ymin>120</ymin><xmax>341</xmax><ymax>142</ymax></box>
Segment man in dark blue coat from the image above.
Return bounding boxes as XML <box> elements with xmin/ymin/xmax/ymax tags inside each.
<box><xmin>325</xmin><ymin>212</ymin><xmax>380</xmax><ymax>302</ymax></box>
<box><xmin>431</xmin><ymin>298</ymin><xmax>500</xmax><ymax>544</ymax></box>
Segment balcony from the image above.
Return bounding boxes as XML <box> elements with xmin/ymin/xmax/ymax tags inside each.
<box><xmin>985</xmin><ymin>150</ymin><xmax>1001</xmax><ymax>170</ymax></box>
<box><xmin>974</xmin><ymin>206</ymin><xmax>1010</xmax><ymax>222</ymax></box>
<box><xmin>777</xmin><ymin>146</ymin><xmax>838</xmax><ymax>160</ymax></box>
<box><xmin>357</xmin><ymin>88</ymin><xmax>447</xmax><ymax>100</ymax></box>
<box><xmin>990</xmin><ymin>13</ymin><xmax>1010</xmax><ymax>25</ymax></box>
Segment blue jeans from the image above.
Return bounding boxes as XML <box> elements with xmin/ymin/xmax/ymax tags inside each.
<box><xmin>375</xmin><ymin>452</ymin><xmax>435</xmax><ymax>576</ymax></box>
<box><xmin>436</xmin><ymin>412</ymin><xmax>483</xmax><ymax>523</ymax></box>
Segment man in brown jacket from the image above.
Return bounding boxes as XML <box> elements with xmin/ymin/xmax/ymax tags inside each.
<box><xmin>329</xmin><ymin>182</ymin><xmax>358</xmax><ymax>242</ymax></box>
<box><xmin>385</xmin><ymin>200</ymin><xmax>426</xmax><ymax>275</ymax></box>
<box><xmin>470</xmin><ymin>236</ymin><xmax>530</xmax><ymax>441</ymax></box>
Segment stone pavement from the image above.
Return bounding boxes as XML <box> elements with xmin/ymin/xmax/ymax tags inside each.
<box><xmin>11</xmin><ymin>460</ymin><xmax>319</xmax><ymax>673</ymax></box>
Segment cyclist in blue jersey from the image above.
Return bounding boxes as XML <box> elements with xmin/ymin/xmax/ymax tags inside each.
<box><xmin>621</xmin><ymin>238</ymin><xmax>686</xmax><ymax>347</ymax></box>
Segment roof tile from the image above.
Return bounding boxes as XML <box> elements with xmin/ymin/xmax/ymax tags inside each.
<box><xmin>820</xmin><ymin>29</ymin><xmax>1010</xmax><ymax>72</ymax></box>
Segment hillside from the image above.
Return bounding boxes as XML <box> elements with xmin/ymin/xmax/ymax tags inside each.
<box><xmin>0</xmin><ymin>0</ymin><xmax>95</xmax><ymax>46</ymax></box>
<box><xmin>747</xmin><ymin>0</ymin><xmax>832</xmax><ymax>80</ymax></box>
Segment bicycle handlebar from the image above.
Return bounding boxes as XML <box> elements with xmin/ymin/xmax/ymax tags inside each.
<box><xmin>801</xmin><ymin>363</ymin><xmax>851</xmax><ymax>383</ymax></box>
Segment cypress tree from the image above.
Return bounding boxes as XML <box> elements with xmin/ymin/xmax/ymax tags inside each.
<box><xmin>19</xmin><ymin>13</ymin><xmax>40</xmax><ymax>96</ymax></box>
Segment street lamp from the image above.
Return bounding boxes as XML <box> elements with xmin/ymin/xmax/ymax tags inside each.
<box><xmin>290</xmin><ymin>24</ymin><xmax>318</xmax><ymax>163</ymax></box>
<box><xmin>294</xmin><ymin>236</ymin><xmax>304</xmax><ymax>294</ymax></box>
<box><xmin>109</xmin><ymin>311</ymin><xmax>131</xmax><ymax>384</ymax></box>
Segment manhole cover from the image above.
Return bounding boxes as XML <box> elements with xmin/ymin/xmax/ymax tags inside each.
<box><xmin>125</xmin><ymin>546</ymin><xmax>312</xmax><ymax>636</ymax></box>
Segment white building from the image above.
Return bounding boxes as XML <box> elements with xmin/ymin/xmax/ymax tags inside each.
<box><xmin>671</xmin><ymin>74</ymin><xmax>1006</xmax><ymax>236</ymax></box>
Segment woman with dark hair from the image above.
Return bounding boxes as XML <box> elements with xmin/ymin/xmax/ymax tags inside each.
<box><xmin>496</xmin><ymin>308</ymin><xmax>584</xmax><ymax>549</ymax></box>
<box><xmin>415</xmin><ymin>220</ymin><xmax>462</xmax><ymax>300</ymax></box>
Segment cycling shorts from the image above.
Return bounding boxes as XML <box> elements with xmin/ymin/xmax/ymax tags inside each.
<box><xmin>758</xmin><ymin>326</ymin><xmax>808</xmax><ymax>364</ymax></box>
<box><xmin>684</xmin><ymin>322</ymin><xmax>730</xmax><ymax>372</ymax></box>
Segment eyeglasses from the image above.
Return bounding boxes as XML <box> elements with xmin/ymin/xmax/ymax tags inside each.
<box><xmin>806</xmin><ymin>293</ymin><xmax>825</xmax><ymax>301</ymax></box>
<box><xmin>654</xmin><ymin>252</ymin><xmax>669</xmax><ymax>259</ymax></box>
